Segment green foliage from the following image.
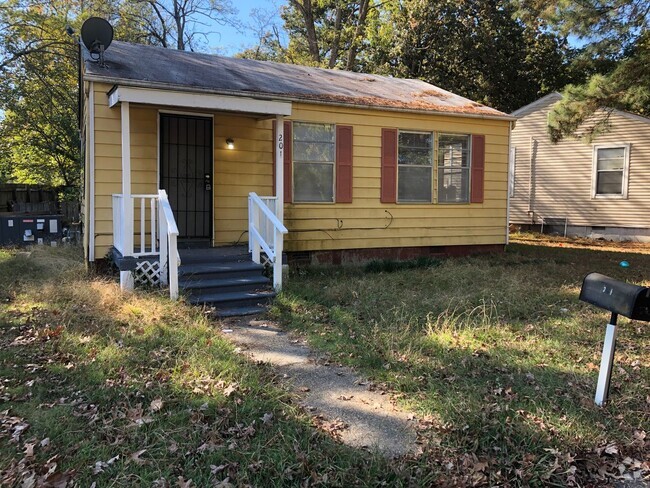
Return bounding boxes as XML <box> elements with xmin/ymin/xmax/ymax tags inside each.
<box><xmin>0</xmin><ymin>0</ymin><xmax>83</xmax><ymax>187</ymax></box>
<box><xmin>517</xmin><ymin>0</ymin><xmax>650</xmax><ymax>139</ymax></box>
<box><xmin>370</xmin><ymin>0</ymin><xmax>577</xmax><ymax>113</ymax></box>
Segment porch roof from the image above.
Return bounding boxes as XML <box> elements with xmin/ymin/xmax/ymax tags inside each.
<box><xmin>84</xmin><ymin>41</ymin><xmax>515</xmax><ymax>121</ymax></box>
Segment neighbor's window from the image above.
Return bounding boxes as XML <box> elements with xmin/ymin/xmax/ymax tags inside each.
<box><xmin>593</xmin><ymin>145</ymin><xmax>629</xmax><ymax>198</ymax></box>
<box><xmin>438</xmin><ymin>134</ymin><xmax>470</xmax><ymax>203</ymax></box>
<box><xmin>398</xmin><ymin>131</ymin><xmax>433</xmax><ymax>202</ymax></box>
<box><xmin>293</xmin><ymin>122</ymin><xmax>335</xmax><ymax>202</ymax></box>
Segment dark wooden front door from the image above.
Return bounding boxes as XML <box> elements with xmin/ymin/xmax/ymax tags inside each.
<box><xmin>160</xmin><ymin>114</ymin><xmax>213</xmax><ymax>245</ymax></box>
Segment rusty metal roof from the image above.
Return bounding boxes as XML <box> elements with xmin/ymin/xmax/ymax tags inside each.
<box><xmin>84</xmin><ymin>41</ymin><xmax>511</xmax><ymax>119</ymax></box>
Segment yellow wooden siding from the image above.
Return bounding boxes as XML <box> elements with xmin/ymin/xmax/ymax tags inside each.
<box><xmin>281</xmin><ymin>103</ymin><xmax>509</xmax><ymax>252</ymax></box>
<box><xmin>511</xmin><ymin>102</ymin><xmax>650</xmax><ymax>228</ymax></box>
<box><xmin>88</xmin><ymin>80</ymin><xmax>510</xmax><ymax>258</ymax></box>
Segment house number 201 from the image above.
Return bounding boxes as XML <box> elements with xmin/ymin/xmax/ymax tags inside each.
<box><xmin>278</xmin><ymin>134</ymin><xmax>283</xmax><ymax>150</ymax></box>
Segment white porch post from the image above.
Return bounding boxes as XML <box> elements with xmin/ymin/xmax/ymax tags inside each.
<box><xmin>274</xmin><ymin>114</ymin><xmax>286</xmax><ymax>289</ymax></box>
<box><xmin>275</xmin><ymin>115</ymin><xmax>284</xmax><ymax>222</ymax></box>
<box><xmin>120</xmin><ymin>101</ymin><xmax>134</xmax><ymax>291</ymax></box>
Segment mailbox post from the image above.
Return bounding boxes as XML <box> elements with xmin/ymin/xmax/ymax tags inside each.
<box><xmin>579</xmin><ymin>273</ymin><xmax>650</xmax><ymax>406</ymax></box>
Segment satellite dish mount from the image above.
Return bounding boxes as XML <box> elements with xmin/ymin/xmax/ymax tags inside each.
<box><xmin>80</xmin><ymin>17</ymin><xmax>113</xmax><ymax>67</ymax></box>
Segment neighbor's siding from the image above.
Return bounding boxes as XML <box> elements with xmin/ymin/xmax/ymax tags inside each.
<box><xmin>510</xmin><ymin>100</ymin><xmax>650</xmax><ymax>228</ymax></box>
<box><xmin>88</xmin><ymin>83</ymin><xmax>510</xmax><ymax>258</ymax></box>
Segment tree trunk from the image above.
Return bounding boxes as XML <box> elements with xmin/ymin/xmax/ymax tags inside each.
<box><xmin>291</xmin><ymin>0</ymin><xmax>320</xmax><ymax>63</ymax></box>
<box><xmin>329</xmin><ymin>4</ymin><xmax>343</xmax><ymax>68</ymax></box>
<box><xmin>346</xmin><ymin>0</ymin><xmax>370</xmax><ymax>71</ymax></box>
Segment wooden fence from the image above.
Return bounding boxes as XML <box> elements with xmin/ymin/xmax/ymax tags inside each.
<box><xmin>0</xmin><ymin>184</ymin><xmax>80</xmax><ymax>223</ymax></box>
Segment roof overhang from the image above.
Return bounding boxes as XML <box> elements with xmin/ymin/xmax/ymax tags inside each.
<box><xmin>107</xmin><ymin>85</ymin><xmax>292</xmax><ymax>116</ymax></box>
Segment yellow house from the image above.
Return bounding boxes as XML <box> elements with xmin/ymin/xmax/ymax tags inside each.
<box><xmin>81</xmin><ymin>41</ymin><xmax>514</xmax><ymax>313</ymax></box>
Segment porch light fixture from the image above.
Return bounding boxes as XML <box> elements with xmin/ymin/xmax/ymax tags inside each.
<box><xmin>226</xmin><ymin>138</ymin><xmax>235</xmax><ymax>150</ymax></box>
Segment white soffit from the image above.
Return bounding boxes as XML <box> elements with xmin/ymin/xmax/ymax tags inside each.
<box><xmin>108</xmin><ymin>86</ymin><xmax>292</xmax><ymax>116</ymax></box>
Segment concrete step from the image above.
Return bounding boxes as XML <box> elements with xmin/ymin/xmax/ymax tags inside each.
<box><xmin>178</xmin><ymin>246</ymin><xmax>250</xmax><ymax>265</ymax></box>
<box><xmin>188</xmin><ymin>289</ymin><xmax>276</xmax><ymax>308</ymax></box>
<box><xmin>179</xmin><ymin>260</ymin><xmax>265</xmax><ymax>280</ymax></box>
<box><xmin>180</xmin><ymin>275</ymin><xmax>271</xmax><ymax>295</ymax></box>
<box><xmin>214</xmin><ymin>305</ymin><xmax>269</xmax><ymax>318</ymax></box>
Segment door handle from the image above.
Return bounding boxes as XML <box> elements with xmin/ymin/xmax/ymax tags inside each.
<box><xmin>204</xmin><ymin>173</ymin><xmax>211</xmax><ymax>191</ymax></box>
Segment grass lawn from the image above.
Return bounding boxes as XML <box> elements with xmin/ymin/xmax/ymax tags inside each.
<box><xmin>274</xmin><ymin>233</ymin><xmax>650</xmax><ymax>486</ymax></box>
<box><xmin>0</xmin><ymin>234</ymin><xmax>648</xmax><ymax>486</ymax></box>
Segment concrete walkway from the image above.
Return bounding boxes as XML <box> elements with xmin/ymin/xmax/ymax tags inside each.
<box><xmin>220</xmin><ymin>317</ymin><xmax>418</xmax><ymax>457</ymax></box>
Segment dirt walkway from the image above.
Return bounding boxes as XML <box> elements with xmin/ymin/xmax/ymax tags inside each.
<box><xmin>220</xmin><ymin>317</ymin><xmax>418</xmax><ymax>458</ymax></box>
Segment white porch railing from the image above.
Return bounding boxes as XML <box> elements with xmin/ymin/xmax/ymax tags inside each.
<box><xmin>112</xmin><ymin>190</ymin><xmax>180</xmax><ymax>300</ymax></box>
<box><xmin>112</xmin><ymin>194</ymin><xmax>159</xmax><ymax>257</ymax></box>
<box><xmin>158</xmin><ymin>189</ymin><xmax>179</xmax><ymax>300</ymax></box>
<box><xmin>248</xmin><ymin>192</ymin><xmax>288</xmax><ymax>290</ymax></box>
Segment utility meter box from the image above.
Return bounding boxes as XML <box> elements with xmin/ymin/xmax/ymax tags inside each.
<box><xmin>0</xmin><ymin>215</ymin><xmax>63</xmax><ymax>246</ymax></box>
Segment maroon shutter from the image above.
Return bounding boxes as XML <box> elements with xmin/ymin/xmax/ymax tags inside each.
<box><xmin>381</xmin><ymin>128</ymin><xmax>398</xmax><ymax>203</ymax></box>
<box><xmin>336</xmin><ymin>125</ymin><xmax>353</xmax><ymax>203</ymax></box>
<box><xmin>470</xmin><ymin>134</ymin><xmax>485</xmax><ymax>203</ymax></box>
<box><xmin>283</xmin><ymin>121</ymin><xmax>292</xmax><ymax>203</ymax></box>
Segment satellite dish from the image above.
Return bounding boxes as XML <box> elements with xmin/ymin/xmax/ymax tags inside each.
<box><xmin>80</xmin><ymin>17</ymin><xmax>113</xmax><ymax>54</ymax></box>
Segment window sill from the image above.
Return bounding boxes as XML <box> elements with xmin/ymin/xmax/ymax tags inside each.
<box><xmin>592</xmin><ymin>194</ymin><xmax>628</xmax><ymax>200</ymax></box>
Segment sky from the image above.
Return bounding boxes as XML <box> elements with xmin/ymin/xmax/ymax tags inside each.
<box><xmin>204</xmin><ymin>0</ymin><xmax>285</xmax><ymax>56</ymax></box>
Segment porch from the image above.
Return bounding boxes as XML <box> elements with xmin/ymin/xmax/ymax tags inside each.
<box><xmin>105</xmin><ymin>85</ymin><xmax>290</xmax><ymax>310</ymax></box>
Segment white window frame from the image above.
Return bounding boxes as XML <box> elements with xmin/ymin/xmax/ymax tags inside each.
<box><xmin>591</xmin><ymin>143</ymin><xmax>630</xmax><ymax>200</ymax></box>
<box><xmin>292</xmin><ymin>121</ymin><xmax>336</xmax><ymax>204</ymax></box>
<box><xmin>437</xmin><ymin>133</ymin><xmax>472</xmax><ymax>204</ymax></box>
<box><xmin>397</xmin><ymin>130</ymin><xmax>434</xmax><ymax>203</ymax></box>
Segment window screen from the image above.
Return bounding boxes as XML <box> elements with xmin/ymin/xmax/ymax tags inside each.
<box><xmin>438</xmin><ymin>134</ymin><xmax>470</xmax><ymax>203</ymax></box>
<box><xmin>293</xmin><ymin>122</ymin><xmax>335</xmax><ymax>202</ymax></box>
<box><xmin>398</xmin><ymin>131</ymin><xmax>433</xmax><ymax>202</ymax></box>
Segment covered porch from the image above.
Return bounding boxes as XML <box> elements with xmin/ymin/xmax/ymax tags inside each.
<box><xmin>105</xmin><ymin>85</ymin><xmax>291</xmax><ymax>298</ymax></box>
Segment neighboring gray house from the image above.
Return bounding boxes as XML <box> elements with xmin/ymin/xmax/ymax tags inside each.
<box><xmin>510</xmin><ymin>92</ymin><xmax>650</xmax><ymax>242</ymax></box>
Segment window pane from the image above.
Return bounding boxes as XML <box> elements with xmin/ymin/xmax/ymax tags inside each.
<box><xmin>597</xmin><ymin>147</ymin><xmax>625</xmax><ymax>168</ymax></box>
<box><xmin>293</xmin><ymin>122</ymin><xmax>335</xmax><ymax>143</ymax></box>
<box><xmin>438</xmin><ymin>167</ymin><xmax>469</xmax><ymax>203</ymax></box>
<box><xmin>398</xmin><ymin>166</ymin><xmax>432</xmax><ymax>202</ymax></box>
<box><xmin>292</xmin><ymin>122</ymin><xmax>335</xmax><ymax>202</ymax></box>
<box><xmin>294</xmin><ymin>162</ymin><xmax>334</xmax><ymax>202</ymax></box>
<box><xmin>596</xmin><ymin>171</ymin><xmax>623</xmax><ymax>195</ymax></box>
<box><xmin>294</xmin><ymin>141</ymin><xmax>334</xmax><ymax>162</ymax></box>
<box><xmin>398</xmin><ymin>132</ymin><xmax>432</xmax><ymax>166</ymax></box>
<box><xmin>439</xmin><ymin>135</ymin><xmax>470</xmax><ymax>168</ymax></box>
<box><xmin>399</xmin><ymin>147</ymin><xmax>432</xmax><ymax>165</ymax></box>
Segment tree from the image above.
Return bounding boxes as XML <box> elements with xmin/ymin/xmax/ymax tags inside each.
<box><xmin>123</xmin><ymin>0</ymin><xmax>237</xmax><ymax>51</ymax></box>
<box><xmin>517</xmin><ymin>0</ymin><xmax>650</xmax><ymax>140</ymax></box>
<box><xmin>371</xmin><ymin>0</ymin><xmax>575</xmax><ymax>113</ymax></box>
<box><xmin>242</xmin><ymin>0</ymin><xmax>379</xmax><ymax>70</ymax></box>
<box><xmin>0</xmin><ymin>0</ymin><xmax>84</xmax><ymax>189</ymax></box>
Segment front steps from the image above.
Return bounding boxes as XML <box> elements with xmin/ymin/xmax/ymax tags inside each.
<box><xmin>178</xmin><ymin>247</ymin><xmax>276</xmax><ymax>317</ymax></box>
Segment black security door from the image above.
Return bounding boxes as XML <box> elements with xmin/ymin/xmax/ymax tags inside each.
<box><xmin>160</xmin><ymin>114</ymin><xmax>213</xmax><ymax>245</ymax></box>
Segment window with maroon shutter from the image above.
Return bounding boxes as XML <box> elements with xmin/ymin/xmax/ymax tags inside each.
<box><xmin>336</xmin><ymin>125</ymin><xmax>353</xmax><ymax>203</ymax></box>
<box><xmin>470</xmin><ymin>134</ymin><xmax>485</xmax><ymax>203</ymax></box>
<box><xmin>381</xmin><ymin>128</ymin><xmax>397</xmax><ymax>203</ymax></box>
